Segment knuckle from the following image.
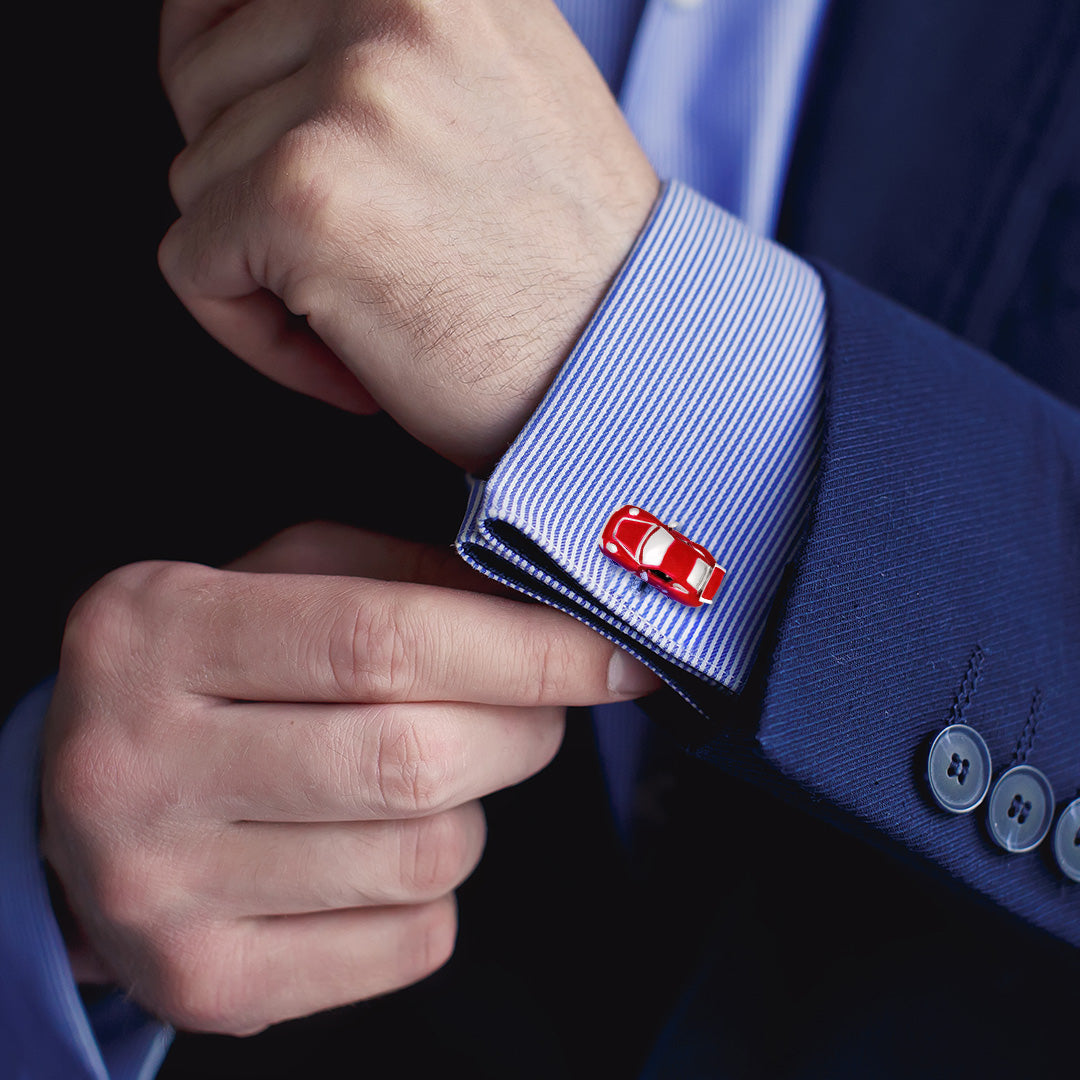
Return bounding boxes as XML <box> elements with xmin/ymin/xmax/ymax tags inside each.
<box><xmin>326</xmin><ymin>596</ymin><xmax>414</xmax><ymax>700</ymax></box>
<box><xmin>160</xmin><ymin>45</ymin><xmax>218</xmax><ymax>143</ymax></box>
<box><xmin>400</xmin><ymin>809</ymin><xmax>476</xmax><ymax>897</ymax></box>
<box><xmin>47</xmin><ymin>560</ymin><xmax>218</xmax><ymax>818</ymax></box>
<box><xmin>42</xmin><ymin>725</ymin><xmax>134</xmax><ymax>839</ymax></box>
<box><xmin>158</xmin><ymin>4</ymin><xmax>205</xmax><ymax>106</ymax></box>
<box><xmin>321</xmin><ymin>47</ymin><xmax>398</xmax><ymax>138</ymax></box>
<box><xmin>130</xmin><ymin>559</ymin><xmax>214</xmax><ymax>609</ymax></box>
<box><xmin>521</xmin><ymin>626</ymin><xmax>579</xmax><ymax>705</ymax></box>
<box><xmin>75</xmin><ymin>561</ymin><xmax>214</xmax><ymax>676</ymax></box>
<box><xmin>398</xmin><ymin>898</ymin><xmax>458</xmax><ymax>986</ymax></box>
<box><xmin>156</xmin><ymin>220</ymin><xmax>185</xmax><ymax>289</ymax></box>
<box><xmin>370</xmin><ymin>708</ymin><xmax>455</xmax><ymax>815</ymax></box>
<box><xmin>319</xmin><ymin>0</ymin><xmax>438</xmax><ymax>108</ymax></box>
<box><xmin>166</xmin><ymin>147</ymin><xmax>197</xmax><ymax>211</ymax></box>
<box><xmin>258</xmin><ymin>123</ymin><xmax>340</xmax><ymax>238</ymax></box>
<box><xmin>61</xmin><ymin>566</ymin><xmax>147</xmax><ymax>676</ymax></box>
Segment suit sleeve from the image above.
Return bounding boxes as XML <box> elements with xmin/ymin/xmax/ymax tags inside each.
<box><xmin>457</xmin><ymin>182</ymin><xmax>1080</xmax><ymax>947</ymax></box>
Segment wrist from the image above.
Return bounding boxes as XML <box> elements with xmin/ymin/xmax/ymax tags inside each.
<box><xmin>455</xmin><ymin>179</ymin><xmax>663</xmax><ymax>473</ymax></box>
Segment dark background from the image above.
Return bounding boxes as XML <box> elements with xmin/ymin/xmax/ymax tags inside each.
<box><xmin>6</xmin><ymin>5</ymin><xmax>466</xmax><ymax>722</ymax></box>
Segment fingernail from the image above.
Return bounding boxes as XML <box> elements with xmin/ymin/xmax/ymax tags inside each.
<box><xmin>608</xmin><ymin>649</ymin><xmax>661</xmax><ymax>697</ymax></box>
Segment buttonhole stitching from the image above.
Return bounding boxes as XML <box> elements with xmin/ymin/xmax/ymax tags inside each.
<box><xmin>948</xmin><ymin>645</ymin><xmax>984</xmax><ymax>726</ymax></box>
<box><xmin>1012</xmin><ymin>688</ymin><xmax>1041</xmax><ymax>765</ymax></box>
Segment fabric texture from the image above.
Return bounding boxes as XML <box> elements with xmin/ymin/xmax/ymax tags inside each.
<box><xmin>458</xmin><ymin>181</ymin><xmax>826</xmax><ymax>696</ymax></box>
<box><xmin>3</xmin><ymin>0</ymin><xmax>1078</xmax><ymax>1076</ymax></box>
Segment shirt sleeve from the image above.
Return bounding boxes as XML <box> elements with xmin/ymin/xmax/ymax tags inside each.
<box><xmin>455</xmin><ymin>179</ymin><xmax>1080</xmax><ymax>947</ymax></box>
<box><xmin>457</xmin><ymin>181</ymin><xmax>826</xmax><ymax>703</ymax></box>
<box><xmin>0</xmin><ymin>681</ymin><xmax>173</xmax><ymax>1080</ymax></box>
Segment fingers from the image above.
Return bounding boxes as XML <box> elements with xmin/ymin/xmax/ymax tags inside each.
<box><xmin>162</xmin><ymin>0</ymin><xmax>317</xmax><ymax>142</ymax></box>
<box><xmin>154</xmin><ymin>564</ymin><xmax>660</xmax><ymax>705</ymax></box>
<box><xmin>239</xmin><ymin>899</ymin><xmax>458</xmax><ymax>1031</ymax></box>
<box><xmin>146</xmin><ymin>897</ymin><xmax>458</xmax><ymax>1035</ymax></box>
<box><xmin>185</xmin><ymin>700</ymin><xmax>565</xmax><ymax>822</ymax></box>
<box><xmin>202</xmin><ymin>802</ymin><xmax>486</xmax><ymax>915</ymax></box>
<box><xmin>158</xmin><ymin>161</ymin><xmax>384</xmax><ymax>417</ymax></box>
<box><xmin>83</xmin><ymin>560</ymin><xmax>659</xmax><ymax>707</ymax></box>
<box><xmin>158</xmin><ymin>2</ymin><xmax>392</xmax><ymax>421</ymax></box>
<box><xmin>156</xmin><ymin>223</ymin><xmax>380</xmax><ymax>415</ymax></box>
<box><xmin>168</xmin><ymin>69</ymin><xmax>314</xmax><ymax>212</ymax></box>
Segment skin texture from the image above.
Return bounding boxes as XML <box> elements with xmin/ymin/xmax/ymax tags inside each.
<box><xmin>40</xmin><ymin>0</ymin><xmax>665</xmax><ymax>1036</ymax></box>
<box><xmin>42</xmin><ymin>523</ymin><xmax>660</xmax><ymax>1034</ymax></box>
<box><xmin>157</xmin><ymin>0</ymin><xmax>660</xmax><ymax>470</ymax></box>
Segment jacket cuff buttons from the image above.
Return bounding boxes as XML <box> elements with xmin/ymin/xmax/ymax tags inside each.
<box><xmin>927</xmin><ymin>725</ymin><xmax>1076</xmax><ymax>879</ymax></box>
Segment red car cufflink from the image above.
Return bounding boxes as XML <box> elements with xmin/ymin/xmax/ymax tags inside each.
<box><xmin>600</xmin><ymin>505</ymin><xmax>725</xmax><ymax>607</ymax></box>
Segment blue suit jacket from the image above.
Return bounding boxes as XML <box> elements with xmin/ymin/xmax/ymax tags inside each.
<box><xmin>628</xmin><ymin>2</ymin><xmax>1079</xmax><ymax>1075</ymax></box>
<box><xmin>764</xmin><ymin>0</ymin><xmax>1080</xmax><ymax>942</ymax></box>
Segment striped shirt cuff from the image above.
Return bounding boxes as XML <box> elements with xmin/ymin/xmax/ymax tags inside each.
<box><xmin>457</xmin><ymin>181</ymin><xmax>825</xmax><ymax>700</ymax></box>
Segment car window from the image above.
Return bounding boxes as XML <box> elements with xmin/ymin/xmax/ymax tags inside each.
<box><xmin>641</xmin><ymin>527</ymin><xmax>674</xmax><ymax>567</ymax></box>
<box><xmin>687</xmin><ymin>558</ymin><xmax>710</xmax><ymax>592</ymax></box>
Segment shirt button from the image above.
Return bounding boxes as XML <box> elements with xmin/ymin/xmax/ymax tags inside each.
<box><xmin>986</xmin><ymin>764</ymin><xmax>1055</xmax><ymax>853</ymax></box>
<box><xmin>926</xmin><ymin>724</ymin><xmax>992</xmax><ymax>813</ymax></box>
<box><xmin>1052</xmin><ymin>797</ymin><xmax>1080</xmax><ymax>882</ymax></box>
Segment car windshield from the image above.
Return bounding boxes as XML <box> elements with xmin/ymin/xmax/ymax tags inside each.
<box><xmin>640</xmin><ymin>527</ymin><xmax>674</xmax><ymax>567</ymax></box>
<box><xmin>687</xmin><ymin>558</ymin><xmax>710</xmax><ymax>592</ymax></box>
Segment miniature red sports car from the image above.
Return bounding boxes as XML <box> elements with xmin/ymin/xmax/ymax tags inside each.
<box><xmin>599</xmin><ymin>505</ymin><xmax>725</xmax><ymax>607</ymax></box>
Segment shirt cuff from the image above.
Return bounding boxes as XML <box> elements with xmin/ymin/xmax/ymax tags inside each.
<box><xmin>0</xmin><ymin>681</ymin><xmax>172</xmax><ymax>1080</ymax></box>
<box><xmin>457</xmin><ymin>181</ymin><xmax>825</xmax><ymax>703</ymax></box>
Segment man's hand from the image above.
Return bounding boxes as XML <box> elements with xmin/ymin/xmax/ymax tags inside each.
<box><xmin>157</xmin><ymin>0</ymin><xmax>659</xmax><ymax>471</ymax></box>
<box><xmin>40</xmin><ymin>523</ymin><xmax>659</xmax><ymax>1035</ymax></box>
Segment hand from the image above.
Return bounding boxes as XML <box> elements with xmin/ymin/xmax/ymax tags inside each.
<box><xmin>158</xmin><ymin>0</ymin><xmax>659</xmax><ymax>471</ymax></box>
<box><xmin>41</xmin><ymin>522</ymin><xmax>659</xmax><ymax>1034</ymax></box>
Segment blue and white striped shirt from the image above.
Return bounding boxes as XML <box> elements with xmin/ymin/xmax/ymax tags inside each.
<box><xmin>458</xmin><ymin>0</ymin><xmax>829</xmax><ymax>831</ymax></box>
<box><xmin>460</xmin><ymin>0</ymin><xmax>827</xmax><ymax>698</ymax></box>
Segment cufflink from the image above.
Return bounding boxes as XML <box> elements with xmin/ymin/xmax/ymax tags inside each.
<box><xmin>600</xmin><ymin>505</ymin><xmax>724</xmax><ymax>607</ymax></box>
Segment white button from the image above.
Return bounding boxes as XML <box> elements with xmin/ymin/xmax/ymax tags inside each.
<box><xmin>986</xmin><ymin>764</ymin><xmax>1055</xmax><ymax>853</ymax></box>
<box><xmin>926</xmin><ymin>724</ymin><xmax>993</xmax><ymax>814</ymax></box>
<box><xmin>1052</xmin><ymin>798</ymin><xmax>1080</xmax><ymax>882</ymax></box>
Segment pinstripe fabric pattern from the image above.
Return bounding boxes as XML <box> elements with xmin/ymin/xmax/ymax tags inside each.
<box><xmin>458</xmin><ymin>181</ymin><xmax>825</xmax><ymax>693</ymax></box>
